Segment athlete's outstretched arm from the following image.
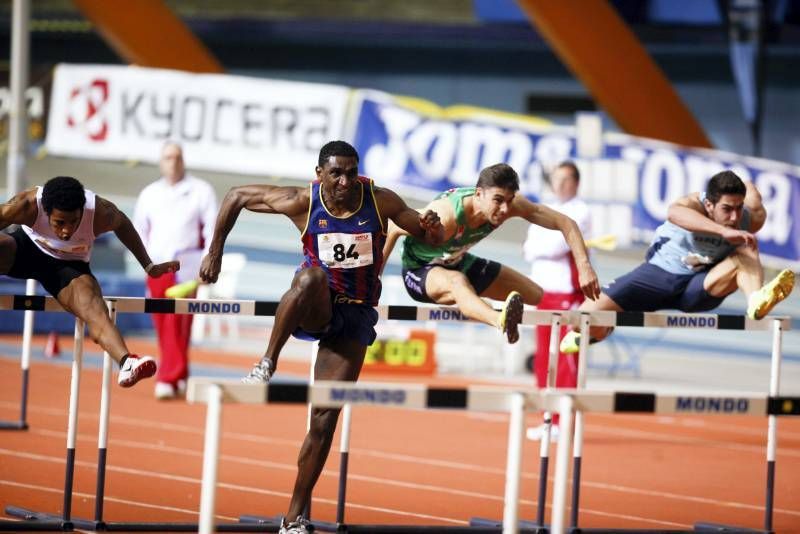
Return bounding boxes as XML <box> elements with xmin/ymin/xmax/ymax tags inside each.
<box><xmin>94</xmin><ymin>196</ymin><xmax>179</xmax><ymax>278</ymax></box>
<box><xmin>200</xmin><ymin>185</ymin><xmax>308</xmax><ymax>283</ymax></box>
<box><xmin>668</xmin><ymin>192</ymin><xmax>757</xmax><ymax>247</ymax></box>
<box><xmin>382</xmin><ymin>219</ymin><xmax>410</xmax><ymax>267</ymax></box>
<box><xmin>377</xmin><ymin>188</ymin><xmax>444</xmax><ymax>247</ymax></box>
<box><xmin>512</xmin><ymin>195</ymin><xmax>600</xmax><ymax>300</ymax></box>
<box><xmin>744</xmin><ymin>181</ymin><xmax>767</xmax><ymax>233</ymax></box>
<box><xmin>0</xmin><ymin>189</ymin><xmax>37</xmax><ymax>230</ymax></box>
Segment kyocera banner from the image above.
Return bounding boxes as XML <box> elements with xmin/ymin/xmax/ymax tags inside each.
<box><xmin>351</xmin><ymin>90</ymin><xmax>799</xmax><ymax>265</ymax></box>
<box><xmin>46</xmin><ymin>64</ymin><xmax>351</xmax><ymax>179</ymax></box>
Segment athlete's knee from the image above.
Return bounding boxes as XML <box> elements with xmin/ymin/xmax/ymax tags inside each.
<box><xmin>591</xmin><ymin>326</ymin><xmax>613</xmax><ymax>340</ymax></box>
<box><xmin>294</xmin><ymin>267</ymin><xmax>329</xmax><ymax>295</ymax></box>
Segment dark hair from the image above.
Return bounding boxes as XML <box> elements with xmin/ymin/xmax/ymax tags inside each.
<box><xmin>42</xmin><ymin>176</ymin><xmax>85</xmax><ymax>214</ymax></box>
<box><xmin>706</xmin><ymin>170</ymin><xmax>745</xmax><ymax>204</ymax></box>
<box><xmin>476</xmin><ymin>163</ymin><xmax>520</xmax><ymax>192</ymax></box>
<box><xmin>555</xmin><ymin>161</ymin><xmax>580</xmax><ymax>183</ymax></box>
<box><xmin>318</xmin><ymin>140</ymin><xmax>359</xmax><ymax>167</ymax></box>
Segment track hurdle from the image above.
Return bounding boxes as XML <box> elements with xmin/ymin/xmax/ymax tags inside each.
<box><xmin>187</xmin><ymin>378</ymin><xmax>547</xmax><ymax>534</ymax></box>
<box><xmin>0</xmin><ymin>279</ymin><xmax>37</xmax><ymax>431</ymax></box>
<box><xmin>547</xmin><ymin>389</ymin><xmax>800</xmax><ymax>534</ymax></box>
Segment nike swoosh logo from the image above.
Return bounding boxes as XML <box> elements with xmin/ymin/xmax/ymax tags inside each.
<box><xmin>358</xmin><ymin>220</ymin><xmax>369</xmax><ymax>226</ymax></box>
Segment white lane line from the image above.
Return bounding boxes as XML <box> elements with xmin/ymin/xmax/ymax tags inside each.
<box><xmin>0</xmin><ymin>479</ymin><xmax>238</xmax><ymax>521</ymax></box>
<box><xmin>2</xmin><ymin>442</ymin><xmax>794</xmax><ymax>527</ymax></box>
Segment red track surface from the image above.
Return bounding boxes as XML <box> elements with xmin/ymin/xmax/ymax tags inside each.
<box><xmin>1</xmin><ymin>334</ymin><xmax>799</xmax><ymax>532</ymax></box>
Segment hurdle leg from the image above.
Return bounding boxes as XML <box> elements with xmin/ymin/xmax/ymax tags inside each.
<box><xmin>550</xmin><ymin>395</ymin><xmax>574</xmax><ymax>534</ymax></box>
<box><xmin>0</xmin><ymin>278</ymin><xmax>35</xmax><ymax>431</ymax></box>
<box><xmin>94</xmin><ymin>300</ymin><xmax>116</xmax><ymax>525</ymax></box>
<box><xmin>569</xmin><ymin>313</ymin><xmax>591</xmax><ymax>528</ymax></box>
<box><xmin>304</xmin><ymin>341</ymin><xmax>318</xmax><ymax>521</ymax></box>
<box><xmin>535</xmin><ymin>313</ymin><xmax>561</xmax><ymax>527</ymax></box>
<box><xmin>62</xmin><ymin>318</ymin><xmax>84</xmax><ymax>524</ymax></box>
<box><xmin>2</xmin><ymin>318</ymin><xmax>83</xmax><ymax>531</ymax></box>
<box><xmin>502</xmin><ymin>392</ymin><xmax>525</xmax><ymax>534</ymax></box>
<box><xmin>764</xmin><ymin>318</ymin><xmax>782</xmax><ymax>532</ymax></box>
<box><xmin>199</xmin><ymin>384</ymin><xmax>223</xmax><ymax>534</ymax></box>
<box><xmin>336</xmin><ymin>403</ymin><xmax>353</xmax><ymax>524</ymax></box>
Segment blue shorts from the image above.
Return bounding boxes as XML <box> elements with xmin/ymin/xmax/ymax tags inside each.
<box><xmin>604</xmin><ymin>262</ymin><xmax>726</xmax><ymax>312</ymax></box>
<box><xmin>402</xmin><ymin>256</ymin><xmax>502</xmax><ymax>303</ymax></box>
<box><xmin>292</xmin><ymin>295</ymin><xmax>379</xmax><ymax>347</ymax></box>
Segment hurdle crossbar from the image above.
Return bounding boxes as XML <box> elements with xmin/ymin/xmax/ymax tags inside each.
<box><xmin>0</xmin><ymin>294</ymin><xmax>791</xmax><ymax>331</ymax></box>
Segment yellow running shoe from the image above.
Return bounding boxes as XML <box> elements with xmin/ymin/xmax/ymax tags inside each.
<box><xmin>559</xmin><ymin>330</ymin><xmax>581</xmax><ymax>354</ymax></box>
<box><xmin>747</xmin><ymin>269</ymin><xmax>795</xmax><ymax>320</ymax></box>
<box><xmin>499</xmin><ymin>291</ymin><xmax>524</xmax><ymax>344</ymax></box>
<box><xmin>165</xmin><ymin>279</ymin><xmax>199</xmax><ymax>299</ymax></box>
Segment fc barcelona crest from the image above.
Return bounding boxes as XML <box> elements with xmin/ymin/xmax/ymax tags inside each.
<box><xmin>318</xmin><ymin>219</ymin><xmax>328</xmax><ymax>228</ymax></box>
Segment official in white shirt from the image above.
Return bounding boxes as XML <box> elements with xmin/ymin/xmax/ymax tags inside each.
<box><xmin>523</xmin><ymin>161</ymin><xmax>591</xmax><ymax>439</ymax></box>
<box><xmin>133</xmin><ymin>141</ymin><xmax>218</xmax><ymax>399</ymax></box>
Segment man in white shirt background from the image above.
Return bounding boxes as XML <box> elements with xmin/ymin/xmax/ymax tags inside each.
<box><xmin>523</xmin><ymin>161</ymin><xmax>591</xmax><ymax>439</ymax></box>
<box><xmin>133</xmin><ymin>141</ymin><xmax>218</xmax><ymax>400</ymax></box>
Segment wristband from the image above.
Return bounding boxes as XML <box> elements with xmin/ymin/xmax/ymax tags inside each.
<box><xmin>145</xmin><ymin>262</ymin><xmax>155</xmax><ymax>275</ymax></box>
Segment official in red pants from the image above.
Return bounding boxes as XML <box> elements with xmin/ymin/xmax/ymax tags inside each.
<box><xmin>133</xmin><ymin>142</ymin><xmax>218</xmax><ymax>399</ymax></box>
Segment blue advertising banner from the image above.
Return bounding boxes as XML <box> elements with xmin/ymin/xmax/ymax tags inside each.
<box><xmin>350</xmin><ymin>90</ymin><xmax>799</xmax><ymax>267</ymax></box>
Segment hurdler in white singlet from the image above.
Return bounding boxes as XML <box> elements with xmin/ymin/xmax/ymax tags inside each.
<box><xmin>22</xmin><ymin>186</ymin><xmax>96</xmax><ymax>262</ymax></box>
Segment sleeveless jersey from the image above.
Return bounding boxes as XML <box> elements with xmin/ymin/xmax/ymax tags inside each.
<box><xmin>401</xmin><ymin>187</ymin><xmax>495</xmax><ymax>270</ymax></box>
<box><xmin>647</xmin><ymin>192</ymin><xmax>751</xmax><ymax>275</ymax></box>
<box><xmin>22</xmin><ymin>186</ymin><xmax>96</xmax><ymax>262</ymax></box>
<box><xmin>300</xmin><ymin>176</ymin><xmax>386</xmax><ymax>306</ymax></box>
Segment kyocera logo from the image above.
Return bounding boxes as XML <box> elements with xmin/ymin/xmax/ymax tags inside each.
<box><xmin>66</xmin><ymin>79</ymin><xmax>109</xmax><ymax>142</ymax></box>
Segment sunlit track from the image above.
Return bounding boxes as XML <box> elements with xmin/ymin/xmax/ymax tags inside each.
<box><xmin>3</xmin><ymin>396</ymin><xmax>800</xmax><ymax>515</ymax></box>
<box><xmin>0</xmin><ymin>449</ymin><xmax>707</xmax><ymax>528</ymax></box>
<box><xmin>2</xmin><ymin>348</ymin><xmax>800</xmax><ymax>531</ymax></box>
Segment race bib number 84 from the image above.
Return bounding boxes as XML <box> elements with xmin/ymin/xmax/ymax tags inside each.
<box><xmin>318</xmin><ymin>232</ymin><xmax>374</xmax><ymax>269</ymax></box>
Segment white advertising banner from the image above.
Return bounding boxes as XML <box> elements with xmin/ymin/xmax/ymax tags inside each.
<box><xmin>46</xmin><ymin>64</ymin><xmax>351</xmax><ymax>179</ymax></box>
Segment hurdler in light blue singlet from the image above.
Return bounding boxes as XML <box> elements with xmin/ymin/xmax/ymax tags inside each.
<box><xmin>647</xmin><ymin>192</ymin><xmax>751</xmax><ymax>275</ymax></box>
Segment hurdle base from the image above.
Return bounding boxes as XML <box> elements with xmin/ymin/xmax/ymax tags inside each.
<box><xmin>694</xmin><ymin>522</ymin><xmax>772</xmax><ymax>533</ymax></box>
<box><xmin>0</xmin><ymin>420</ymin><xmax>28</xmax><ymax>430</ymax></box>
<box><xmin>470</xmin><ymin>516</ymin><xmax>546</xmax><ymax>533</ymax></box>
<box><xmin>72</xmin><ymin>516</ymin><xmax>279</xmax><ymax>532</ymax></box>
<box><xmin>239</xmin><ymin>514</ymin><xmax>336</xmax><ymax>532</ymax></box>
<box><xmin>340</xmin><ymin>526</ymin><xmax>535</xmax><ymax>533</ymax></box>
<box><xmin>3</xmin><ymin>506</ymin><xmax>72</xmax><ymax>531</ymax></box>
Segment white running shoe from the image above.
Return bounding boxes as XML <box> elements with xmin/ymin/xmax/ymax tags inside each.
<box><xmin>154</xmin><ymin>381</ymin><xmax>175</xmax><ymax>400</ymax></box>
<box><xmin>242</xmin><ymin>358</ymin><xmax>273</xmax><ymax>384</ymax></box>
<box><xmin>117</xmin><ymin>354</ymin><xmax>157</xmax><ymax>388</ymax></box>
<box><xmin>526</xmin><ymin>423</ymin><xmax>560</xmax><ymax>442</ymax></box>
<box><xmin>154</xmin><ymin>379</ymin><xmax>187</xmax><ymax>400</ymax></box>
<box><xmin>279</xmin><ymin>515</ymin><xmax>311</xmax><ymax>534</ymax></box>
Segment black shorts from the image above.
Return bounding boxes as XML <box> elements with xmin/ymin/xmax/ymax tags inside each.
<box><xmin>604</xmin><ymin>262</ymin><xmax>726</xmax><ymax>312</ymax></box>
<box><xmin>402</xmin><ymin>256</ymin><xmax>502</xmax><ymax>304</ymax></box>
<box><xmin>6</xmin><ymin>228</ymin><xmax>94</xmax><ymax>297</ymax></box>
